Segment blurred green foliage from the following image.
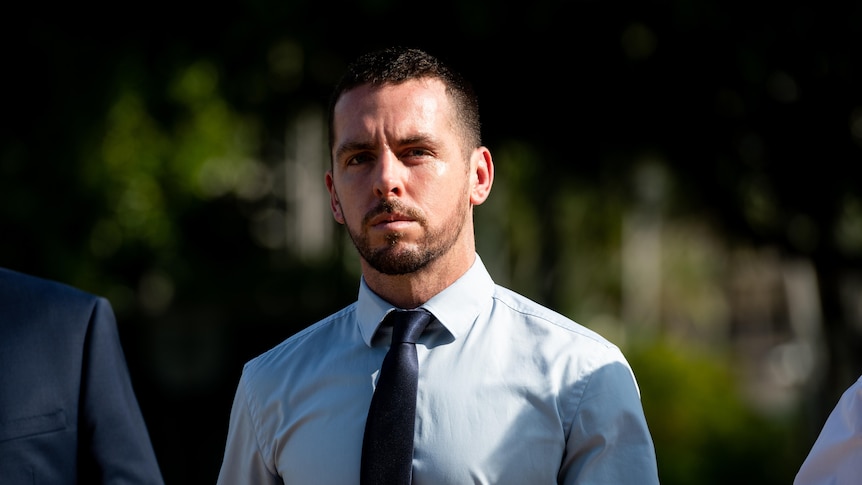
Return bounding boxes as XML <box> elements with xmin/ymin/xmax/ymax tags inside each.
<box><xmin>629</xmin><ymin>342</ymin><xmax>801</xmax><ymax>484</ymax></box>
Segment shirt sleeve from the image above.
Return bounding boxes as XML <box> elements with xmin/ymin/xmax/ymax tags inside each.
<box><xmin>217</xmin><ymin>372</ymin><xmax>283</xmax><ymax>485</ymax></box>
<box><xmin>794</xmin><ymin>375</ymin><xmax>862</xmax><ymax>485</ymax></box>
<box><xmin>559</xmin><ymin>359</ymin><xmax>660</xmax><ymax>485</ymax></box>
<box><xmin>79</xmin><ymin>297</ymin><xmax>165</xmax><ymax>484</ymax></box>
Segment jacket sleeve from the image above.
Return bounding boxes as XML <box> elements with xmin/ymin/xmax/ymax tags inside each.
<box><xmin>78</xmin><ymin>297</ymin><xmax>165</xmax><ymax>485</ymax></box>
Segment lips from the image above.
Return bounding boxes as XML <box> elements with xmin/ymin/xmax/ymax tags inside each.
<box><xmin>369</xmin><ymin>215</ymin><xmax>416</xmax><ymax>234</ymax></box>
<box><xmin>369</xmin><ymin>212</ymin><xmax>414</xmax><ymax>226</ymax></box>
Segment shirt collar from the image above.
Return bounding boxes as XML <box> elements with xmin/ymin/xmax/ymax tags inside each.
<box><xmin>356</xmin><ymin>254</ymin><xmax>495</xmax><ymax>347</ymax></box>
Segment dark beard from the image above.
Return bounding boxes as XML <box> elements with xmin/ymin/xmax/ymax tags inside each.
<box><xmin>364</xmin><ymin>238</ymin><xmax>437</xmax><ymax>275</ymax></box>
<box><xmin>345</xmin><ymin>198</ymin><xmax>467</xmax><ymax>275</ymax></box>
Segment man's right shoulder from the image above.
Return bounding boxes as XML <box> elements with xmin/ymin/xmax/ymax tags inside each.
<box><xmin>242</xmin><ymin>303</ymin><xmax>359</xmax><ymax>377</ymax></box>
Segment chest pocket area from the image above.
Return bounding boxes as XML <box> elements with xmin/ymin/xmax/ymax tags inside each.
<box><xmin>0</xmin><ymin>409</ymin><xmax>67</xmax><ymax>443</ymax></box>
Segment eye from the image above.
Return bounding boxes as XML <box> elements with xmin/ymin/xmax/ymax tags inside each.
<box><xmin>346</xmin><ymin>152</ymin><xmax>374</xmax><ymax>166</ymax></box>
<box><xmin>402</xmin><ymin>147</ymin><xmax>432</xmax><ymax>159</ymax></box>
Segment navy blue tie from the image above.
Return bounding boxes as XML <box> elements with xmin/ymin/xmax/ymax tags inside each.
<box><xmin>361</xmin><ymin>309</ymin><xmax>432</xmax><ymax>485</ymax></box>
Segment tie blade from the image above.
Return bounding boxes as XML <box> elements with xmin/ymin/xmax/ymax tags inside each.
<box><xmin>360</xmin><ymin>309</ymin><xmax>430</xmax><ymax>484</ymax></box>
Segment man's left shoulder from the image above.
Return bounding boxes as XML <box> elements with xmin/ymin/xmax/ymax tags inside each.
<box><xmin>492</xmin><ymin>285</ymin><xmax>618</xmax><ymax>349</ymax></box>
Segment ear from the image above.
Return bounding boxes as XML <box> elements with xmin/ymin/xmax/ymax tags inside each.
<box><xmin>469</xmin><ymin>146</ymin><xmax>494</xmax><ymax>205</ymax></box>
<box><xmin>325</xmin><ymin>170</ymin><xmax>345</xmax><ymax>224</ymax></box>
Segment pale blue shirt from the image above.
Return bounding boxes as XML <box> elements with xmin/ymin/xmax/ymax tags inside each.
<box><xmin>217</xmin><ymin>255</ymin><xmax>659</xmax><ymax>484</ymax></box>
<box><xmin>794</xmin><ymin>375</ymin><xmax>862</xmax><ymax>485</ymax></box>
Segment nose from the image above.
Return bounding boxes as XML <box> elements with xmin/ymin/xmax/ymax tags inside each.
<box><xmin>373</xmin><ymin>150</ymin><xmax>405</xmax><ymax>198</ymax></box>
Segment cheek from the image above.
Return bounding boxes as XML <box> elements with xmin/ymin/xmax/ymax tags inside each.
<box><xmin>338</xmin><ymin>187</ymin><xmax>373</xmax><ymax>224</ymax></box>
<box><xmin>423</xmin><ymin>174</ymin><xmax>470</xmax><ymax>215</ymax></box>
<box><xmin>329</xmin><ymin>179</ymin><xmax>358</xmax><ymax>224</ymax></box>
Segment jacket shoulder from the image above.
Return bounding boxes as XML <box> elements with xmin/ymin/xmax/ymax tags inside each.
<box><xmin>0</xmin><ymin>267</ymin><xmax>100</xmax><ymax>308</ymax></box>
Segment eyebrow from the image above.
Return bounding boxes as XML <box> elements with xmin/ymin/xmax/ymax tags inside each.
<box><xmin>334</xmin><ymin>141</ymin><xmax>376</xmax><ymax>161</ymax></box>
<box><xmin>400</xmin><ymin>134</ymin><xmax>436</xmax><ymax>146</ymax></box>
<box><xmin>334</xmin><ymin>133</ymin><xmax>438</xmax><ymax>161</ymax></box>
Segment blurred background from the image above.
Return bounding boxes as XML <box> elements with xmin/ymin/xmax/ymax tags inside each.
<box><xmin>2</xmin><ymin>1</ymin><xmax>861</xmax><ymax>483</ymax></box>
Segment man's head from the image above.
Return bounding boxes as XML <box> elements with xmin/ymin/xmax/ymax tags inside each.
<box><xmin>327</xmin><ymin>47</ymin><xmax>482</xmax><ymax>158</ymax></box>
<box><xmin>325</xmin><ymin>47</ymin><xmax>493</xmax><ymax>301</ymax></box>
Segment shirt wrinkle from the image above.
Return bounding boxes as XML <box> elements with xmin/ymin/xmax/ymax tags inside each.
<box><xmin>240</xmin><ymin>372</ymin><xmax>276</xmax><ymax>478</ymax></box>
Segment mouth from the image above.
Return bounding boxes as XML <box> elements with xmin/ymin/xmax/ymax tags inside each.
<box><xmin>369</xmin><ymin>213</ymin><xmax>415</xmax><ymax>230</ymax></box>
<box><xmin>364</xmin><ymin>199</ymin><xmax>423</xmax><ymax>230</ymax></box>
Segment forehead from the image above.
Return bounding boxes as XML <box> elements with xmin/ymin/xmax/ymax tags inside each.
<box><xmin>332</xmin><ymin>78</ymin><xmax>454</xmax><ymax>142</ymax></box>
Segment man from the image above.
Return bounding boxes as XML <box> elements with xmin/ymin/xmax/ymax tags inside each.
<box><xmin>217</xmin><ymin>46</ymin><xmax>659</xmax><ymax>484</ymax></box>
<box><xmin>794</xmin><ymin>375</ymin><xmax>862</xmax><ymax>485</ymax></box>
<box><xmin>0</xmin><ymin>267</ymin><xmax>164</xmax><ymax>484</ymax></box>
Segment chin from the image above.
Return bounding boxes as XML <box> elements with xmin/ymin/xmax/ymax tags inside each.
<box><xmin>366</xmin><ymin>244</ymin><xmax>434</xmax><ymax>276</ymax></box>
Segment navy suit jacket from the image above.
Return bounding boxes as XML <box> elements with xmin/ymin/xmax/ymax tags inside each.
<box><xmin>0</xmin><ymin>268</ymin><xmax>164</xmax><ymax>484</ymax></box>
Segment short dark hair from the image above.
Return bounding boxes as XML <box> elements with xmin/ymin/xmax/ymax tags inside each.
<box><xmin>327</xmin><ymin>46</ymin><xmax>482</xmax><ymax>154</ymax></box>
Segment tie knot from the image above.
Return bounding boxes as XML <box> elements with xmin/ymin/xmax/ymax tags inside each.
<box><xmin>387</xmin><ymin>309</ymin><xmax>432</xmax><ymax>345</ymax></box>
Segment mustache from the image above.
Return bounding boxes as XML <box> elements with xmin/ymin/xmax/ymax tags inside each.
<box><xmin>362</xmin><ymin>199</ymin><xmax>425</xmax><ymax>226</ymax></box>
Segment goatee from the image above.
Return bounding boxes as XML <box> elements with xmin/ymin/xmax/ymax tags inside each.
<box><xmin>344</xmin><ymin>197</ymin><xmax>467</xmax><ymax>275</ymax></box>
